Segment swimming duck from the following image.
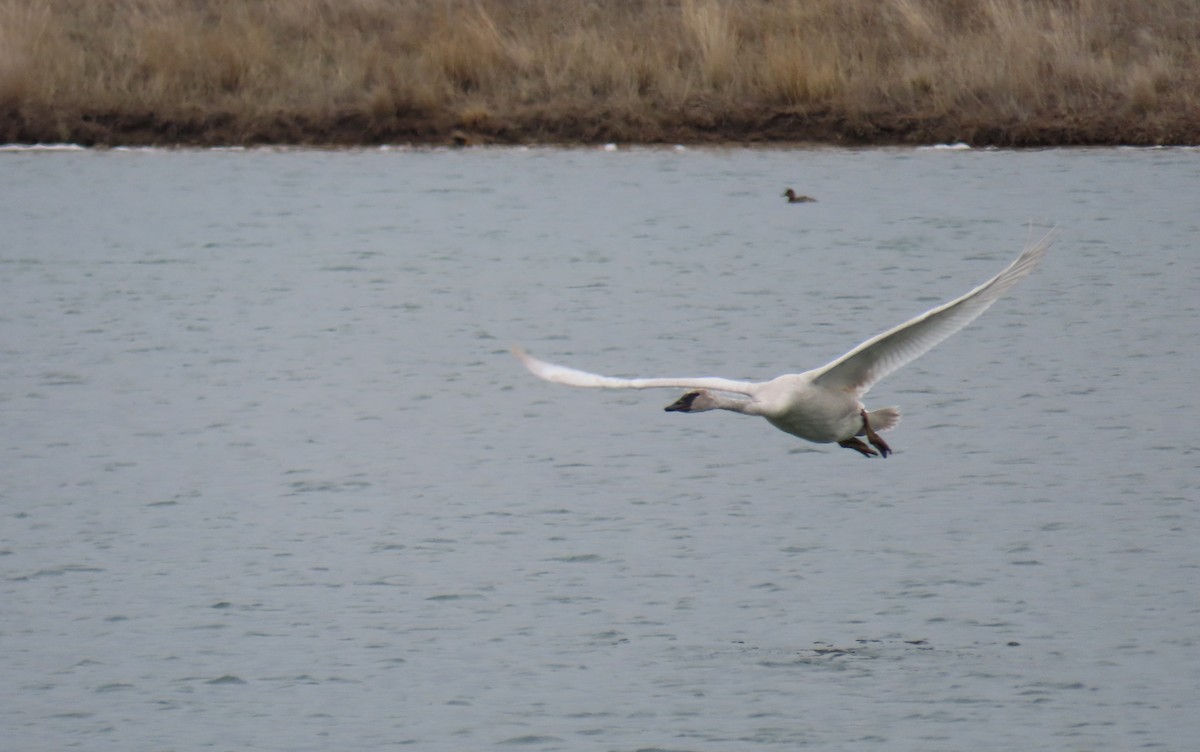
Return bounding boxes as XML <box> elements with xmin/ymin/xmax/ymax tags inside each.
<box><xmin>784</xmin><ymin>189</ymin><xmax>817</xmax><ymax>203</ymax></box>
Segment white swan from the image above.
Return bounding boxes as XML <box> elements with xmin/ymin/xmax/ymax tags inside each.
<box><xmin>514</xmin><ymin>231</ymin><xmax>1054</xmax><ymax>457</ymax></box>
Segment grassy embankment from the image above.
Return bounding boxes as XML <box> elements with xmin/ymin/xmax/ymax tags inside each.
<box><xmin>2</xmin><ymin>0</ymin><xmax>1198</xmax><ymax>146</ymax></box>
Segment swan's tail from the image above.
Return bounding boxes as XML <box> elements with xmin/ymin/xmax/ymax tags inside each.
<box><xmin>859</xmin><ymin>406</ymin><xmax>901</xmax><ymax>435</ymax></box>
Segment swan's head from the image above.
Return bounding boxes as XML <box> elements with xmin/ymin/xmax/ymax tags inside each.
<box><xmin>664</xmin><ymin>390</ymin><xmax>717</xmax><ymax>413</ymax></box>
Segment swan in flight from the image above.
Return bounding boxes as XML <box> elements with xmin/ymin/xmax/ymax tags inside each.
<box><xmin>514</xmin><ymin>232</ymin><xmax>1054</xmax><ymax>457</ymax></box>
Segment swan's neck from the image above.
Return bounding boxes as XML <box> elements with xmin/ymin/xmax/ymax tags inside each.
<box><xmin>708</xmin><ymin>392</ymin><xmax>761</xmax><ymax>415</ymax></box>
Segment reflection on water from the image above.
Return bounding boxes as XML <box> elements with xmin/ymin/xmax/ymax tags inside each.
<box><xmin>2</xmin><ymin>146</ymin><xmax>1198</xmax><ymax>750</ymax></box>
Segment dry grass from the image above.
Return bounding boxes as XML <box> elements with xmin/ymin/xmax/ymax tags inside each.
<box><xmin>1</xmin><ymin>0</ymin><xmax>1198</xmax><ymax>145</ymax></box>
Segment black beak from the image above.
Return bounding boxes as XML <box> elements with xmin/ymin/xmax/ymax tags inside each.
<box><xmin>664</xmin><ymin>392</ymin><xmax>698</xmax><ymax>412</ymax></box>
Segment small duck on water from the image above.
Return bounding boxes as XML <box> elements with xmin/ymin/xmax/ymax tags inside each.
<box><xmin>783</xmin><ymin>188</ymin><xmax>817</xmax><ymax>203</ymax></box>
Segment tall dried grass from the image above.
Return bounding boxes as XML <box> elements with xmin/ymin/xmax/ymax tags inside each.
<box><xmin>1</xmin><ymin>0</ymin><xmax>1197</xmax><ymax>145</ymax></box>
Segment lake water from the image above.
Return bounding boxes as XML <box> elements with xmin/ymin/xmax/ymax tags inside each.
<box><xmin>2</xmin><ymin>144</ymin><xmax>1198</xmax><ymax>751</ymax></box>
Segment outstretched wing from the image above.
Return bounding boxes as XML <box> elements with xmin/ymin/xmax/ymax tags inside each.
<box><xmin>810</xmin><ymin>230</ymin><xmax>1055</xmax><ymax>396</ymax></box>
<box><xmin>513</xmin><ymin>347</ymin><xmax>759</xmax><ymax>395</ymax></box>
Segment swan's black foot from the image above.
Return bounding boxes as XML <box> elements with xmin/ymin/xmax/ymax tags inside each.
<box><xmin>860</xmin><ymin>408</ymin><xmax>892</xmax><ymax>458</ymax></box>
<box><xmin>838</xmin><ymin>437</ymin><xmax>878</xmax><ymax>457</ymax></box>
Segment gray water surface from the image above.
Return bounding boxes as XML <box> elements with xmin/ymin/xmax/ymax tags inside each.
<box><xmin>2</xmin><ymin>145</ymin><xmax>1198</xmax><ymax>750</ymax></box>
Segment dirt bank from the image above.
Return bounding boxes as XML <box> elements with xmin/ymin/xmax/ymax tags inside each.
<box><xmin>4</xmin><ymin>107</ymin><xmax>1192</xmax><ymax>149</ymax></box>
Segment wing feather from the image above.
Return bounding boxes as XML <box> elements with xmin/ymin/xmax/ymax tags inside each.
<box><xmin>512</xmin><ymin>347</ymin><xmax>759</xmax><ymax>395</ymax></box>
<box><xmin>811</xmin><ymin>231</ymin><xmax>1054</xmax><ymax>396</ymax></box>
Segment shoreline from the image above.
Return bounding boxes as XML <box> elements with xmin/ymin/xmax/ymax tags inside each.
<box><xmin>5</xmin><ymin>139</ymin><xmax>1197</xmax><ymax>153</ymax></box>
<box><xmin>4</xmin><ymin>111</ymin><xmax>1196</xmax><ymax>150</ymax></box>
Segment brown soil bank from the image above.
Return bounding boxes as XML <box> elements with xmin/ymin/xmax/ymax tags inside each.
<box><xmin>3</xmin><ymin>0</ymin><xmax>1198</xmax><ymax>147</ymax></box>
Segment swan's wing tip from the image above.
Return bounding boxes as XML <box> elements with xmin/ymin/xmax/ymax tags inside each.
<box><xmin>1024</xmin><ymin>227</ymin><xmax>1058</xmax><ymax>259</ymax></box>
<box><xmin>511</xmin><ymin>345</ymin><xmax>604</xmax><ymax>386</ymax></box>
<box><xmin>1012</xmin><ymin>227</ymin><xmax>1057</xmax><ymax>273</ymax></box>
<box><xmin>1000</xmin><ymin>227</ymin><xmax>1056</xmax><ymax>287</ymax></box>
<box><xmin>511</xmin><ymin>344</ymin><xmax>546</xmax><ymax>377</ymax></box>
